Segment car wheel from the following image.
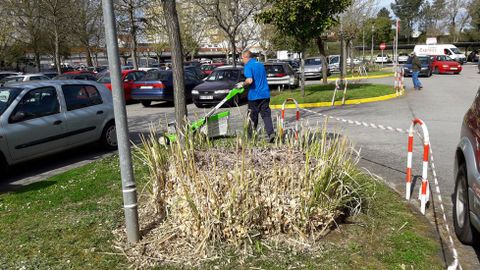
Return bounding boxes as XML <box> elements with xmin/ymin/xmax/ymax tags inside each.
<box><xmin>428</xmin><ymin>70</ymin><xmax>432</xmax><ymax>77</ymax></box>
<box><xmin>99</xmin><ymin>121</ymin><xmax>117</xmax><ymax>150</ymax></box>
<box><xmin>0</xmin><ymin>152</ymin><xmax>8</xmax><ymax>176</ymax></box>
<box><xmin>141</xmin><ymin>101</ymin><xmax>152</xmax><ymax>107</ymax></box>
<box><xmin>434</xmin><ymin>67</ymin><xmax>439</xmax><ymax>74</ymax></box>
<box><xmin>453</xmin><ymin>164</ymin><xmax>479</xmax><ymax>245</ymax></box>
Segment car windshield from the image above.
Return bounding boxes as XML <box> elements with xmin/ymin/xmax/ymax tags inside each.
<box><xmin>265</xmin><ymin>65</ymin><xmax>285</xmax><ymax>74</ymax></box>
<box><xmin>143</xmin><ymin>70</ymin><xmax>171</xmax><ymax>81</ymax></box>
<box><xmin>0</xmin><ymin>87</ymin><xmax>22</xmax><ymax>116</ymax></box>
<box><xmin>4</xmin><ymin>76</ymin><xmax>23</xmax><ymax>82</ymax></box>
<box><xmin>451</xmin><ymin>47</ymin><xmax>461</xmax><ymax>54</ymax></box>
<box><xmin>406</xmin><ymin>56</ymin><xmax>429</xmax><ymax>65</ymax></box>
<box><xmin>305</xmin><ymin>58</ymin><xmax>321</xmax><ymax>65</ymax></box>
<box><xmin>206</xmin><ymin>70</ymin><xmax>239</xmax><ymax>81</ymax></box>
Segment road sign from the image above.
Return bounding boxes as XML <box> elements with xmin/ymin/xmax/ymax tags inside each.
<box><xmin>380</xmin><ymin>43</ymin><xmax>386</xmax><ymax>50</ymax></box>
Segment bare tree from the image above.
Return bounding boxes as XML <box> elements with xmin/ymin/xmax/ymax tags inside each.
<box><xmin>5</xmin><ymin>0</ymin><xmax>46</xmax><ymax>72</ymax></box>
<box><xmin>72</xmin><ymin>0</ymin><xmax>104</xmax><ymax>67</ymax></box>
<box><xmin>41</xmin><ymin>0</ymin><xmax>74</xmax><ymax>74</ymax></box>
<box><xmin>192</xmin><ymin>0</ymin><xmax>267</xmax><ymax>67</ymax></box>
<box><xmin>116</xmin><ymin>0</ymin><xmax>147</xmax><ymax>69</ymax></box>
<box><xmin>447</xmin><ymin>0</ymin><xmax>472</xmax><ymax>42</ymax></box>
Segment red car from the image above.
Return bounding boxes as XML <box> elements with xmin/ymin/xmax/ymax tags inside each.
<box><xmin>97</xmin><ymin>70</ymin><xmax>146</xmax><ymax>101</ymax></box>
<box><xmin>431</xmin><ymin>55</ymin><xmax>463</xmax><ymax>74</ymax></box>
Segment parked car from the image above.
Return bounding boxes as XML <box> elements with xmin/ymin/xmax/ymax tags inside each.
<box><xmin>53</xmin><ymin>73</ymin><xmax>98</xmax><ymax>81</ymax></box>
<box><xmin>304</xmin><ymin>57</ymin><xmax>329</xmax><ymax>79</ymax></box>
<box><xmin>186</xmin><ymin>65</ymin><xmax>205</xmax><ymax>80</ymax></box>
<box><xmin>264</xmin><ymin>63</ymin><xmax>298</xmax><ymax>89</ymax></box>
<box><xmin>453</xmin><ymin>88</ymin><xmax>480</xmax><ymax>245</ymax></box>
<box><xmin>131</xmin><ymin>69</ymin><xmax>202</xmax><ymax>107</ymax></box>
<box><xmin>430</xmin><ymin>55</ymin><xmax>463</xmax><ymax>74</ymax></box>
<box><xmin>41</xmin><ymin>72</ymin><xmax>58</xmax><ymax>79</ymax></box>
<box><xmin>375</xmin><ymin>54</ymin><xmax>391</xmax><ymax>63</ymax></box>
<box><xmin>398</xmin><ymin>53</ymin><xmax>409</xmax><ymax>63</ymax></box>
<box><xmin>1</xmin><ymin>74</ymin><xmax>50</xmax><ymax>86</ymax></box>
<box><xmin>280</xmin><ymin>59</ymin><xmax>300</xmax><ymax>71</ymax></box>
<box><xmin>0</xmin><ymin>72</ymin><xmax>22</xmax><ymax>81</ymax></box>
<box><xmin>467</xmin><ymin>50</ymin><xmax>479</xmax><ymax>63</ymax></box>
<box><xmin>328</xmin><ymin>55</ymin><xmax>340</xmax><ymax>73</ymax></box>
<box><xmin>97</xmin><ymin>70</ymin><xmax>146</xmax><ymax>102</ymax></box>
<box><xmin>201</xmin><ymin>63</ymin><xmax>224</xmax><ymax>76</ymax></box>
<box><xmin>403</xmin><ymin>56</ymin><xmax>433</xmax><ymax>77</ymax></box>
<box><xmin>0</xmin><ymin>81</ymin><xmax>116</xmax><ymax>173</ymax></box>
<box><xmin>191</xmin><ymin>66</ymin><xmax>247</xmax><ymax>108</ymax></box>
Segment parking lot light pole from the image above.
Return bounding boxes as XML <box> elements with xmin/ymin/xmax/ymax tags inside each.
<box><xmin>101</xmin><ymin>0</ymin><xmax>140</xmax><ymax>243</ymax></box>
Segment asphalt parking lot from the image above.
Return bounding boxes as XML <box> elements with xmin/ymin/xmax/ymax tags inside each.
<box><xmin>2</xmin><ymin>64</ymin><xmax>480</xmax><ymax>268</ymax></box>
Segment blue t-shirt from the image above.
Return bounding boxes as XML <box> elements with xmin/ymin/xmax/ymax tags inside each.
<box><xmin>244</xmin><ymin>59</ymin><xmax>270</xmax><ymax>100</ymax></box>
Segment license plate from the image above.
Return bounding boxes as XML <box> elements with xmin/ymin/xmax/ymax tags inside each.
<box><xmin>450</xmin><ymin>67</ymin><xmax>458</xmax><ymax>70</ymax></box>
<box><xmin>200</xmin><ymin>96</ymin><xmax>214</xmax><ymax>100</ymax></box>
<box><xmin>140</xmin><ymin>86</ymin><xmax>153</xmax><ymax>89</ymax></box>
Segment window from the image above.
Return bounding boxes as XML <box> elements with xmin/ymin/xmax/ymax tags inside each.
<box><xmin>29</xmin><ymin>76</ymin><xmax>48</xmax><ymax>81</ymax></box>
<box><xmin>124</xmin><ymin>72</ymin><xmax>136</xmax><ymax>81</ymax></box>
<box><xmin>62</xmin><ymin>85</ymin><xmax>103</xmax><ymax>111</ymax></box>
<box><xmin>206</xmin><ymin>70</ymin><xmax>239</xmax><ymax>81</ymax></box>
<box><xmin>9</xmin><ymin>87</ymin><xmax>59</xmax><ymax>123</ymax></box>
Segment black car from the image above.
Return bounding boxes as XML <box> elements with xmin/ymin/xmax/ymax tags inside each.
<box><xmin>52</xmin><ymin>73</ymin><xmax>98</xmax><ymax>81</ymax></box>
<box><xmin>192</xmin><ymin>66</ymin><xmax>247</xmax><ymax>108</ymax></box>
<box><xmin>403</xmin><ymin>56</ymin><xmax>433</xmax><ymax>77</ymax></box>
<box><xmin>185</xmin><ymin>65</ymin><xmax>205</xmax><ymax>79</ymax></box>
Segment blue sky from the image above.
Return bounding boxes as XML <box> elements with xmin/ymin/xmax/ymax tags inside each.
<box><xmin>380</xmin><ymin>0</ymin><xmax>393</xmax><ymax>9</ymax></box>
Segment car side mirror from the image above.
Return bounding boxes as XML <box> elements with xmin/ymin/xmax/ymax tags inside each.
<box><xmin>10</xmin><ymin>111</ymin><xmax>26</xmax><ymax>123</ymax></box>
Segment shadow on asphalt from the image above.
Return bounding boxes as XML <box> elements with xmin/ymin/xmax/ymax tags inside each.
<box><xmin>0</xmin><ymin>144</ymin><xmax>112</xmax><ymax>193</ymax></box>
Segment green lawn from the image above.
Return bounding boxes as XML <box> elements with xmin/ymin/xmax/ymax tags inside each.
<box><xmin>329</xmin><ymin>69</ymin><xmax>394</xmax><ymax>79</ymax></box>
<box><xmin>270</xmin><ymin>83</ymin><xmax>395</xmax><ymax>105</ymax></box>
<box><xmin>0</xmin><ymin>152</ymin><xmax>443</xmax><ymax>269</ymax></box>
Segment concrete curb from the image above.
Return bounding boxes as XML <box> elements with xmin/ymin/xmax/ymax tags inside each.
<box><xmin>270</xmin><ymin>91</ymin><xmax>404</xmax><ymax>109</ymax></box>
<box><xmin>327</xmin><ymin>73</ymin><xmax>394</xmax><ymax>82</ymax></box>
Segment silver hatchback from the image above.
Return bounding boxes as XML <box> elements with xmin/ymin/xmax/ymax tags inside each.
<box><xmin>0</xmin><ymin>80</ymin><xmax>116</xmax><ymax>173</ymax></box>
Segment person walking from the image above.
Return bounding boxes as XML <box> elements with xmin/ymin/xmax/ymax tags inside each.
<box><xmin>241</xmin><ymin>50</ymin><xmax>275</xmax><ymax>141</ymax></box>
<box><xmin>411</xmin><ymin>52</ymin><xmax>423</xmax><ymax>90</ymax></box>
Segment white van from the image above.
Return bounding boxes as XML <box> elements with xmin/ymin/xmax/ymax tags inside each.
<box><xmin>414</xmin><ymin>44</ymin><xmax>466</xmax><ymax>64</ymax></box>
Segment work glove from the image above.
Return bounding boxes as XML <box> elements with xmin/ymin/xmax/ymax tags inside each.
<box><xmin>235</xmin><ymin>82</ymin><xmax>244</xmax><ymax>89</ymax></box>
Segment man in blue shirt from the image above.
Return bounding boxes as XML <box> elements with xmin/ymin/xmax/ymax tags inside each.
<box><xmin>241</xmin><ymin>50</ymin><xmax>274</xmax><ymax>140</ymax></box>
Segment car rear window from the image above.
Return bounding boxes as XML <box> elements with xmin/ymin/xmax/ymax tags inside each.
<box><xmin>265</xmin><ymin>65</ymin><xmax>285</xmax><ymax>74</ymax></box>
<box><xmin>143</xmin><ymin>71</ymin><xmax>171</xmax><ymax>81</ymax></box>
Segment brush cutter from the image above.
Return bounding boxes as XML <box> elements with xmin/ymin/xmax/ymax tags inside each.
<box><xmin>162</xmin><ymin>82</ymin><xmax>245</xmax><ymax>144</ymax></box>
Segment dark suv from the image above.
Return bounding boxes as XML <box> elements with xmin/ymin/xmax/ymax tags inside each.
<box><xmin>454</xmin><ymin>89</ymin><xmax>480</xmax><ymax>244</ymax></box>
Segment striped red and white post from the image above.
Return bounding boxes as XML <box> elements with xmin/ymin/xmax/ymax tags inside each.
<box><xmin>394</xmin><ymin>66</ymin><xmax>404</xmax><ymax>96</ymax></box>
<box><xmin>280</xmin><ymin>98</ymin><xmax>300</xmax><ymax>140</ymax></box>
<box><xmin>406</xmin><ymin>118</ymin><xmax>430</xmax><ymax>215</ymax></box>
<box><xmin>331</xmin><ymin>79</ymin><xmax>349</xmax><ymax>107</ymax></box>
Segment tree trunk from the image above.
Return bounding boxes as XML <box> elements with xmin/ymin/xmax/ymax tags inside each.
<box><xmin>86</xmin><ymin>46</ymin><xmax>93</xmax><ymax>67</ymax></box>
<box><xmin>54</xmin><ymin>26</ymin><xmax>61</xmax><ymax>74</ymax></box>
<box><xmin>129</xmin><ymin>7</ymin><xmax>138</xmax><ymax>69</ymax></box>
<box><xmin>230</xmin><ymin>36</ymin><xmax>237</xmax><ymax>67</ymax></box>
<box><xmin>316</xmin><ymin>37</ymin><xmax>328</xmax><ymax>84</ymax></box>
<box><xmin>162</xmin><ymin>0</ymin><xmax>187</xmax><ymax>133</ymax></box>
<box><xmin>34</xmin><ymin>51</ymin><xmax>41</xmax><ymax>72</ymax></box>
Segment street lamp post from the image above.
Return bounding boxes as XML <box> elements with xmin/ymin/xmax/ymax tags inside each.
<box><xmin>362</xmin><ymin>14</ymin><xmax>366</xmax><ymax>62</ymax></box>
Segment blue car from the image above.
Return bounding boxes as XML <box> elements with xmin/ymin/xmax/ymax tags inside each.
<box><xmin>131</xmin><ymin>69</ymin><xmax>202</xmax><ymax>107</ymax></box>
<box><xmin>403</xmin><ymin>56</ymin><xmax>433</xmax><ymax>77</ymax></box>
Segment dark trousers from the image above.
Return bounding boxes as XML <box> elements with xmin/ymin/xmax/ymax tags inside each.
<box><xmin>248</xmin><ymin>98</ymin><xmax>274</xmax><ymax>136</ymax></box>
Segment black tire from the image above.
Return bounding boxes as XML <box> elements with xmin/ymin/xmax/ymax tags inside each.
<box><xmin>99</xmin><ymin>121</ymin><xmax>117</xmax><ymax>150</ymax></box>
<box><xmin>453</xmin><ymin>164</ymin><xmax>480</xmax><ymax>245</ymax></box>
<box><xmin>0</xmin><ymin>152</ymin><xmax>8</xmax><ymax>176</ymax></box>
<box><xmin>434</xmin><ymin>67</ymin><xmax>439</xmax><ymax>74</ymax></box>
<box><xmin>141</xmin><ymin>101</ymin><xmax>152</xmax><ymax>107</ymax></box>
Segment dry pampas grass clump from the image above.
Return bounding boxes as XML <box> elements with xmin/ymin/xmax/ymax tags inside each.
<box><xmin>116</xmin><ymin>125</ymin><xmax>375</xmax><ymax>268</ymax></box>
